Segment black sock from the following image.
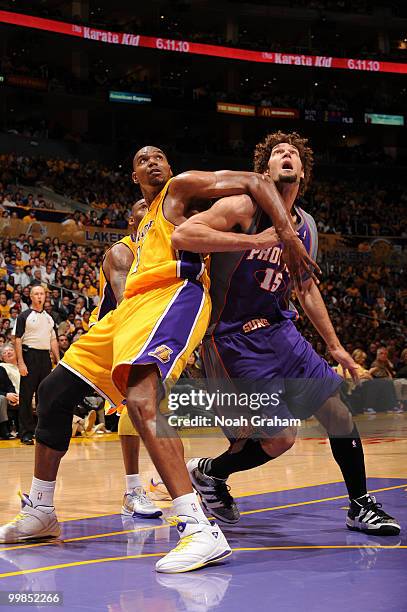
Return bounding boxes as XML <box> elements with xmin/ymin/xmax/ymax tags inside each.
<box><xmin>329</xmin><ymin>424</ymin><xmax>367</xmax><ymax>500</ymax></box>
<box><xmin>200</xmin><ymin>439</ymin><xmax>273</xmax><ymax>480</ymax></box>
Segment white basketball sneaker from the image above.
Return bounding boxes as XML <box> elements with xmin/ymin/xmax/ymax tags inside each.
<box><xmin>155</xmin><ymin>516</ymin><xmax>232</xmax><ymax>574</ymax></box>
<box><xmin>121</xmin><ymin>487</ymin><xmax>163</xmax><ymax>518</ymax></box>
<box><xmin>0</xmin><ymin>493</ymin><xmax>61</xmax><ymax>544</ymax></box>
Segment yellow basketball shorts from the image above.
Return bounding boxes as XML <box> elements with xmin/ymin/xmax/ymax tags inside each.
<box><xmin>61</xmin><ymin>278</ymin><xmax>211</xmax><ymax>407</ymax></box>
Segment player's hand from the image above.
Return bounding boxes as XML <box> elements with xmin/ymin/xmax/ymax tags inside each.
<box><xmin>281</xmin><ymin>234</ymin><xmax>321</xmax><ymax>289</ymax></box>
<box><xmin>330</xmin><ymin>346</ymin><xmax>360</xmax><ymax>384</ymax></box>
<box><xmin>18</xmin><ymin>362</ymin><xmax>28</xmax><ymax>377</ymax></box>
<box><xmin>251</xmin><ymin>227</ymin><xmax>279</xmax><ymax>249</ymax></box>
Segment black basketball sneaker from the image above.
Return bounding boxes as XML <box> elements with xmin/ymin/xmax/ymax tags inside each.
<box><xmin>346</xmin><ymin>494</ymin><xmax>400</xmax><ymax>535</ymax></box>
<box><xmin>187</xmin><ymin>458</ymin><xmax>240</xmax><ymax>524</ymax></box>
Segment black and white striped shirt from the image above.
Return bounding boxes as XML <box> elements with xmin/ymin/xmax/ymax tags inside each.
<box><xmin>14</xmin><ymin>309</ymin><xmax>57</xmax><ymax>350</ymax></box>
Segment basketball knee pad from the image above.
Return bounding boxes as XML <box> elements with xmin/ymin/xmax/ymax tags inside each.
<box><xmin>35</xmin><ymin>365</ymin><xmax>92</xmax><ymax>452</ymax></box>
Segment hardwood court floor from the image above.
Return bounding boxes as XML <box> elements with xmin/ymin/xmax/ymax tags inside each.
<box><xmin>0</xmin><ymin>413</ymin><xmax>406</xmax><ymax>612</ymax></box>
<box><xmin>1</xmin><ymin>413</ymin><xmax>406</xmax><ymax>522</ymax></box>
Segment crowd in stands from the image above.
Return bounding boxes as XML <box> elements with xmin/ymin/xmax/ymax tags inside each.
<box><xmin>0</xmin><ymin>233</ymin><xmax>102</xmax><ymax>346</ymax></box>
<box><xmin>2</xmin><ymin>153</ymin><xmax>407</xmax><ymax>236</ymax></box>
<box><xmin>298</xmin><ymin>259</ymin><xmax>406</xmax><ymax>358</ymax></box>
<box><xmin>0</xmin><ymin>154</ymin><xmax>135</xmax><ymax>228</ymax></box>
<box><xmin>305</xmin><ymin>180</ymin><xmax>407</xmax><ymax>236</ymax></box>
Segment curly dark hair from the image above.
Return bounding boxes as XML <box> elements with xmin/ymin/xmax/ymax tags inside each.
<box><xmin>253</xmin><ymin>131</ymin><xmax>314</xmax><ymax>195</ymax></box>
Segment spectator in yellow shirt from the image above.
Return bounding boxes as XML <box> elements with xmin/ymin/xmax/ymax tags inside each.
<box><xmin>22</xmin><ymin>210</ymin><xmax>37</xmax><ymax>224</ymax></box>
<box><xmin>82</xmin><ymin>311</ymin><xmax>91</xmax><ymax>332</ymax></box>
<box><xmin>0</xmin><ymin>293</ymin><xmax>11</xmax><ymax>319</ymax></box>
<box><xmin>82</xmin><ymin>278</ymin><xmax>97</xmax><ymax>298</ymax></box>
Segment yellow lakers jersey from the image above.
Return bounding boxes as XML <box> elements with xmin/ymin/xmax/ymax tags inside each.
<box><xmin>90</xmin><ymin>234</ymin><xmax>138</xmax><ymax>324</ymax></box>
<box><xmin>124</xmin><ymin>179</ymin><xmax>210</xmax><ymax>299</ymax></box>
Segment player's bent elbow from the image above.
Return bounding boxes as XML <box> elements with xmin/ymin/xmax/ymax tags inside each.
<box><xmin>171</xmin><ymin>225</ymin><xmax>194</xmax><ymax>251</ymax></box>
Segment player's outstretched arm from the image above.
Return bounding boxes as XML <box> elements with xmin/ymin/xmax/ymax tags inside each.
<box><xmin>104</xmin><ymin>243</ymin><xmax>134</xmax><ymax>304</ymax></box>
<box><xmin>171</xmin><ymin>195</ymin><xmax>279</xmax><ymax>253</ymax></box>
<box><xmin>168</xmin><ymin>170</ymin><xmax>292</xmax><ymax>235</ymax></box>
<box><xmin>168</xmin><ymin>170</ymin><xmax>319</xmax><ymax>287</ymax></box>
<box><xmin>297</xmin><ymin>279</ymin><xmax>359</xmax><ymax>382</ymax></box>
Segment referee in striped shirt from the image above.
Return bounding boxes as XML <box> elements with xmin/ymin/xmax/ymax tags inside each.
<box><xmin>14</xmin><ymin>286</ymin><xmax>60</xmax><ymax>445</ymax></box>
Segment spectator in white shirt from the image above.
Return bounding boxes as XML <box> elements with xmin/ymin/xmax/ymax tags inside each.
<box><xmin>16</xmin><ymin>235</ymin><xmax>27</xmax><ymax>250</ymax></box>
<box><xmin>10</xmin><ymin>268</ymin><xmax>26</xmax><ymax>287</ymax></box>
<box><xmin>31</xmin><ymin>257</ymin><xmax>46</xmax><ymax>277</ymax></box>
<box><xmin>9</xmin><ymin>307</ymin><xmax>19</xmax><ymax>332</ymax></box>
<box><xmin>43</xmin><ymin>264</ymin><xmax>55</xmax><ymax>285</ymax></box>
<box><xmin>3</xmin><ymin>193</ymin><xmax>16</xmax><ymax>207</ymax></box>
<box><xmin>0</xmin><ymin>343</ymin><xmax>20</xmax><ymax>393</ymax></box>
<box><xmin>20</xmin><ymin>245</ymin><xmax>30</xmax><ymax>263</ymax></box>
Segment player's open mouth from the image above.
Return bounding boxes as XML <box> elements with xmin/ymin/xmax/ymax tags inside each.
<box><xmin>282</xmin><ymin>161</ymin><xmax>293</xmax><ymax>170</ymax></box>
<box><xmin>149</xmin><ymin>168</ymin><xmax>162</xmax><ymax>176</ymax></box>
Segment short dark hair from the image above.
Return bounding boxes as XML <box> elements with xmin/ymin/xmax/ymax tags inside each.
<box><xmin>253</xmin><ymin>131</ymin><xmax>314</xmax><ymax>195</ymax></box>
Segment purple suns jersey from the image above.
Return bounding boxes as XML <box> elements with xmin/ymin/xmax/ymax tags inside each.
<box><xmin>208</xmin><ymin>204</ymin><xmax>318</xmax><ymax>336</ymax></box>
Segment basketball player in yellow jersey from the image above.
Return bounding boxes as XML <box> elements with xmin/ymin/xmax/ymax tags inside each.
<box><xmin>0</xmin><ymin>146</ymin><xmax>317</xmax><ymax>573</ymax></box>
<box><xmin>89</xmin><ymin>199</ymin><xmax>162</xmax><ymax>519</ymax></box>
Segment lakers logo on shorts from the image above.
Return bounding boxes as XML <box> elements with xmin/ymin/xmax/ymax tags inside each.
<box><xmin>148</xmin><ymin>344</ymin><xmax>173</xmax><ymax>364</ymax></box>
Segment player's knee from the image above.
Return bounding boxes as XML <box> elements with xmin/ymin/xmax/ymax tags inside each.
<box><xmin>126</xmin><ymin>393</ymin><xmax>157</xmax><ymax>432</ymax></box>
<box><xmin>317</xmin><ymin>396</ymin><xmax>353</xmax><ymax>436</ymax></box>
<box><xmin>261</xmin><ymin>425</ymin><xmax>297</xmax><ymax>457</ymax></box>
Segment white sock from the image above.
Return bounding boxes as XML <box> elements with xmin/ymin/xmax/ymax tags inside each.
<box><xmin>173</xmin><ymin>492</ymin><xmax>209</xmax><ymax>524</ymax></box>
<box><xmin>29</xmin><ymin>477</ymin><xmax>56</xmax><ymax>508</ymax></box>
<box><xmin>125</xmin><ymin>474</ymin><xmax>142</xmax><ymax>492</ymax></box>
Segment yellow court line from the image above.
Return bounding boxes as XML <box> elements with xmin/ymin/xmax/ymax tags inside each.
<box><xmin>57</xmin><ymin>481</ymin><xmax>345</xmax><ymax>523</ymax></box>
<box><xmin>1</xmin><ymin>482</ymin><xmax>405</xmax><ymax>553</ymax></box>
<box><xmin>1</xmin><ymin>544</ymin><xmax>406</xmax><ymax>579</ymax></box>
<box><xmin>240</xmin><ymin>483</ymin><xmax>407</xmax><ymax>516</ymax></box>
<box><xmin>58</xmin><ymin>478</ymin><xmax>407</xmax><ymax>522</ymax></box>
<box><xmin>0</xmin><ymin>552</ymin><xmax>165</xmax><ymax>578</ymax></box>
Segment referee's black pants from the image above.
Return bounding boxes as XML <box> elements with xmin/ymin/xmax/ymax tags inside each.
<box><xmin>19</xmin><ymin>347</ymin><xmax>52</xmax><ymax>439</ymax></box>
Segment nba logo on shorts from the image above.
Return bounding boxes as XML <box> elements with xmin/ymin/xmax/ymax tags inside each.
<box><xmin>148</xmin><ymin>344</ymin><xmax>173</xmax><ymax>364</ymax></box>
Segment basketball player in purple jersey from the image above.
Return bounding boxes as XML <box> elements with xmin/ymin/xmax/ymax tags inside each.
<box><xmin>172</xmin><ymin>131</ymin><xmax>400</xmax><ymax>536</ymax></box>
